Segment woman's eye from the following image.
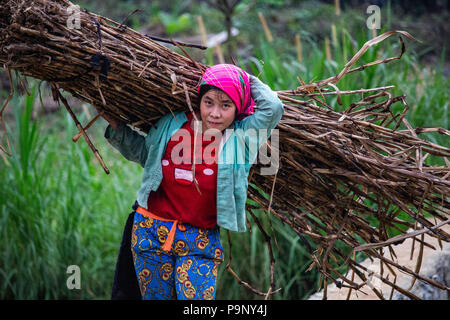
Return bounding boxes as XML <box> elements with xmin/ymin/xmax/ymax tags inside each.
<box><xmin>223</xmin><ymin>104</ymin><xmax>230</xmax><ymax>108</ymax></box>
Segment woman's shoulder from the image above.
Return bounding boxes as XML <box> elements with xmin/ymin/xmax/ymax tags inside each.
<box><xmin>155</xmin><ymin>111</ymin><xmax>187</xmax><ymax>126</ymax></box>
<box><xmin>144</xmin><ymin>111</ymin><xmax>188</xmax><ymax>148</ymax></box>
<box><xmin>146</xmin><ymin>111</ymin><xmax>188</xmax><ymax>138</ymax></box>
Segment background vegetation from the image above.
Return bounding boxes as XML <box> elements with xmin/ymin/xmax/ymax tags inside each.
<box><xmin>0</xmin><ymin>0</ymin><xmax>448</xmax><ymax>299</ymax></box>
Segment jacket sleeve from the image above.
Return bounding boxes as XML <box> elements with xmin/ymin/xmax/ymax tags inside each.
<box><xmin>239</xmin><ymin>75</ymin><xmax>284</xmax><ymax>132</ymax></box>
<box><xmin>104</xmin><ymin>123</ymin><xmax>149</xmax><ymax>168</ymax></box>
<box><xmin>230</xmin><ymin>75</ymin><xmax>284</xmax><ymax>168</ymax></box>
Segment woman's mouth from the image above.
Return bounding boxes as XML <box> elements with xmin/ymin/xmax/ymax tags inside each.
<box><xmin>208</xmin><ymin>120</ymin><xmax>222</xmax><ymax>126</ymax></box>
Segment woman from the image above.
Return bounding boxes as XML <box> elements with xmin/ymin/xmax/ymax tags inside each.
<box><xmin>102</xmin><ymin>64</ymin><xmax>284</xmax><ymax>300</ymax></box>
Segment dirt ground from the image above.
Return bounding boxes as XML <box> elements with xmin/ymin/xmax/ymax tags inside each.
<box><xmin>309</xmin><ymin>222</ymin><xmax>450</xmax><ymax>300</ymax></box>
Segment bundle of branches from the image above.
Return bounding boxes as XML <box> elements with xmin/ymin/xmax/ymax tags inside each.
<box><xmin>248</xmin><ymin>91</ymin><xmax>450</xmax><ymax>299</ymax></box>
<box><xmin>1</xmin><ymin>0</ymin><xmax>449</xmax><ymax>299</ymax></box>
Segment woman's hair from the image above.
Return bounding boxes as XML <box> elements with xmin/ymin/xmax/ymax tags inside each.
<box><xmin>197</xmin><ymin>84</ymin><xmax>219</xmax><ymax>108</ymax></box>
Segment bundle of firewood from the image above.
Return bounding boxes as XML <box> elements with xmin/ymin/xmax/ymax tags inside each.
<box><xmin>1</xmin><ymin>0</ymin><xmax>448</xmax><ymax>299</ymax></box>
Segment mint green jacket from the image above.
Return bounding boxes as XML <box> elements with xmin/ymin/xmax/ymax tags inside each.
<box><xmin>105</xmin><ymin>75</ymin><xmax>283</xmax><ymax>232</ymax></box>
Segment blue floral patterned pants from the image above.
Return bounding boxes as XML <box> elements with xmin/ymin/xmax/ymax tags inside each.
<box><xmin>131</xmin><ymin>211</ymin><xmax>224</xmax><ymax>300</ymax></box>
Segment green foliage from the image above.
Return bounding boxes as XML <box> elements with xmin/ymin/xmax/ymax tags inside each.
<box><xmin>0</xmin><ymin>92</ymin><xmax>143</xmax><ymax>299</ymax></box>
<box><xmin>156</xmin><ymin>12</ymin><xmax>194</xmax><ymax>36</ymax></box>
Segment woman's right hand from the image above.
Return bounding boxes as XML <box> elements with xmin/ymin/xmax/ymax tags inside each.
<box><xmin>94</xmin><ymin>106</ymin><xmax>121</xmax><ymax>130</ymax></box>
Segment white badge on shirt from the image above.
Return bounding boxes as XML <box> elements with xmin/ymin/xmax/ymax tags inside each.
<box><xmin>174</xmin><ymin>168</ymin><xmax>194</xmax><ymax>182</ymax></box>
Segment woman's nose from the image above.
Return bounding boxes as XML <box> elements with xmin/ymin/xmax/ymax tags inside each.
<box><xmin>210</xmin><ymin>106</ymin><xmax>221</xmax><ymax>118</ymax></box>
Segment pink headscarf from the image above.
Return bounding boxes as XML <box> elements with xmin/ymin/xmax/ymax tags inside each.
<box><xmin>197</xmin><ymin>64</ymin><xmax>255</xmax><ymax>120</ymax></box>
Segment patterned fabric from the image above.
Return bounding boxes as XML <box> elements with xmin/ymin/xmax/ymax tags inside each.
<box><xmin>198</xmin><ymin>64</ymin><xmax>255</xmax><ymax>120</ymax></box>
<box><xmin>131</xmin><ymin>211</ymin><xmax>224</xmax><ymax>300</ymax></box>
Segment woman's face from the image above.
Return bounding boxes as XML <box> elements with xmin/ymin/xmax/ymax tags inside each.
<box><xmin>199</xmin><ymin>89</ymin><xmax>237</xmax><ymax>132</ymax></box>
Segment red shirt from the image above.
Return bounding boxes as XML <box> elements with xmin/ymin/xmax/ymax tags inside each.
<box><xmin>147</xmin><ymin>113</ymin><xmax>220</xmax><ymax>229</ymax></box>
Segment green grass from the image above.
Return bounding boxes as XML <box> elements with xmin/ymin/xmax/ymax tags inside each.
<box><xmin>0</xmin><ymin>90</ymin><xmax>143</xmax><ymax>299</ymax></box>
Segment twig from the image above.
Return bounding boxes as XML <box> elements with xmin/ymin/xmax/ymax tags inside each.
<box><xmin>52</xmin><ymin>83</ymin><xmax>110</xmax><ymax>174</ymax></box>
